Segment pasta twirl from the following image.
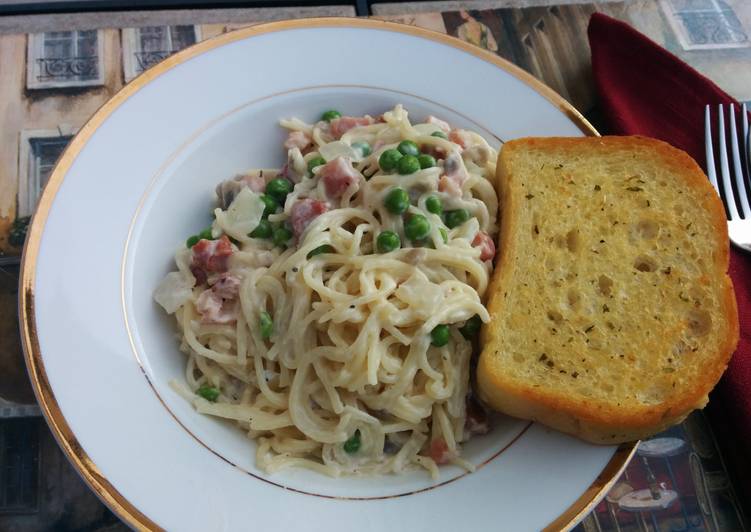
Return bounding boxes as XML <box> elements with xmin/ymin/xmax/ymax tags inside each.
<box><xmin>155</xmin><ymin>105</ymin><xmax>498</xmax><ymax>478</ymax></box>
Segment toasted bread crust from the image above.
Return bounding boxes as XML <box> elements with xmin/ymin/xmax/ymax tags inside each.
<box><xmin>478</xmin><ymin>136</ymin><xmax>739</xmax><ymax>444</ymax></box>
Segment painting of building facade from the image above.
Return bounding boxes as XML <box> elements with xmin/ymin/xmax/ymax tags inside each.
<box><xmin>0</xmin><ymin>22</ymin><xmax>253</xmax><ymax>257</ymax></box>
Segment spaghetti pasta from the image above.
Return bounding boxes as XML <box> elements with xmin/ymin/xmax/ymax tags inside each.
<box><xmin>155</xmin><ymin>105</ymin><xmax>498</xmax><ymax>478</ymax></box>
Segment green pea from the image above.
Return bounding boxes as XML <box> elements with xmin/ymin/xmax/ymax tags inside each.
<box><xmin>307</xmin><ymin>244</ymin><xmax>333</xmax><ymax>259</ymax></box>
<box><xmin>186</xmin><ymin>235</ymin><xmax>200</xmax><ymax>248</ymax></box>
<box><xmin>249</xmin><ymin>219</ymin><xmax>272</xmax><ymax>239</ymax></box>
<box><xmin>351</xmin><ymin>141</ymin><xmax>372</xmax><ymax>158</ymax></box>
<box><xmin>405</xmin><ymin>214</ymin><xmax>431</xmax><ymax>241</ymax></box>
<box><xmin>376</xmin><ymin>231</ymin><xmax>401</xmax><ymax>253</ymax></box>
<box><xmin>397</xmin><ymin>155</ymin><xmax>420</xmax><ymax>175</ymax></box>
<box><xmin>384</xmin><ymin>187</ymin><xmax>410</xmax><ymax>214</ymax></box>
<box><xmin>198</xmin><ymin>227</ymin><xmax>213</xmax><ymax>240</ymax></box>
<box><xmin>272</xmin><ymin>225</ymin><xmax>293</xmax><ymax>247</ymax></box>
<box><xmin>431</xmin><ymin>131</ymin><xmax>448</xmax><ymax>139</ymax></box>
<box><xmin>259</xmin><ymin>311</ymin><xmax>273</xmax><ymax>340</ymax></box>
<box><xmin>321</xmin><ymin>110</ymin><xmax>341</xmax><ymax>122</ymax></box>
<box><xmin>343</xmin><ymin>430</ymin><xmax>361</xmax><ymax>454</ymax></box>
<box><xmin>460</xmin><ymin>315</ymin><xmax>482</xmax><ymax>339</ymax></box>
<box><xmin>425</xmin><ymin>195</ymin><xmax>443</xmax><ymax>215</ymax></box>
<box><xmin>397</xmin><ymin>140</ymin><xmax>420</xmax><ymax>157</ymax></box>
<box><xmin>196</xmin><ymin>385</ymin><xmax>219</xmax><ymax>402</ymax></box>
<box><xmin>439</xmin><ymin>227</ymin><xmax>448</xmax><ymax>244</ymax></box>
<box><xmin>260</xmin><ymin>194</ymin><xmax>279</xmax><ymax>218</ymax></box>
<box><xmin>417</xmin><ymin>154</ymin><xmax>436</xmax><ymax>169</ymax></box>
<box><xmin>444</xmin><ymin>209</ymin><xmax>471</xmax><ymax>229</ymax></box>
<box><xmin>307</xmin><ymin>156</ymin><xmax>326</xmax><ymax>173</ymax></box>
<box><xmin>379</xmin><ymin>149</ymin><xmax>403</xmax><ymax>172</ymax></box>
<box><xmin>265</xmin><ymin>177</ymin><xmax>293</xmax><ymax>203</ymax></box>
<box><xmin>431</xmin><ymin>324</ymin><xmax>450</xmax><ymax>347</ymax></box>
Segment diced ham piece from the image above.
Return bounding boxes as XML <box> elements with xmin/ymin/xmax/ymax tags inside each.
<box><xmin>439</xmin><ymin>175</ymin><xmax>462</xmax><ymax>197</ymax></box>
<box><xmin>449</xmin><ymin>129</ymin><xmax>472</xmax><ymax>149</ymax></box>
<box><xmin>472</xmin><ymin>231</ymin><xmax>496</xmax><ymax>261</ymax></box>
<box><xmin>196</xmin><ymin>289</ymin><xmax>222</xmax><ymax>321</ymax></box>
<box><xmin>320</xmin><ymin>157</ymin><xmax>361</xmax><ymax>199</ymax></box>
<box><xmin>239</xmin><ymin>173</ymin><xmax>266</xmax><ymax>193</ymax></box>
<box><xmin>191</xmin><ymin>235</ymin><xmax>233</xmax><ymax>285</ymax></box>
<box><xmin>428</xmin><ymin>438</ymin><xmax>453</xmax><ymax>465</ymax></box>
<box><xmin>329</xmin><ymin>116</ymin><xmax>374</xmax><ymax>139</ymax></box>
<box><xmin>196</xmin><ymin>289</ymin><xmax>236</xmax><ymax>324</ymax></box>
<box><xmin>438</xmin><ymin>153</ymin><xmax>469</xmax><ymax>197</ymax></box>
<box><xmin>423</xmin><ymin>144</ymin><xmax>446</xmax><ymax>160</ymax></box>
<box><xmin>192</xmin><ymin>235</ymin><xmax>233</xmax><ymax>273</ymax></box>
<box><xmin>281</xmin><ymin>148</ymin><xmax>307</xmax><ymax>183</ymax></box>
<box><xmin>289</xmin><ymin>198</ymin><xmax>329</xmax><ymax>238</ymax></box>
<box><xmin>216</xmin><ymin>174</ymin><xmax>265</xmax><ymax>209</ymax></box>
<box><xmin>283</xmin><ymin>130</ymin><xmax>312</xmax><ymax>151</ymax></box>
<box><xmin>426</xmin><ymin>115</ymin><xmax>451</xmax><ymax>132</ymax></box>
<box><xmin>448</xmin><ymin>130</ymin><xmax>465</xmax><ymax>148</ymax></box>
<box><xmin>211</xmin><ymin>272</ymin><xmax>241</xmax><ymax>299</ymax></box>
<box><xmin>195</xmin><ymin>272</ymin><xmax>241</xmax><ymax>324</ymax></box>
<box><xmin>465</xmin><ymin>396</ymin><xmax>490</xmax><ymax>435</ymax></box>
<box><xmin>190</xmin><ymin>266</ymin><xmax>207</xmax><ymax>286</ymax></box>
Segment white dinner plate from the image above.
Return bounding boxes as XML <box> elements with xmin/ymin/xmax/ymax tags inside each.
<box><xmin>20</xmin><ymin>18</ymin><xmax>635</xmax><ymax>532</ymax></box>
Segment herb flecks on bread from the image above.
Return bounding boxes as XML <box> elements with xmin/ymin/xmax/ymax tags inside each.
<box><xmin>478</xmin><ymin>136</ymin><xmax>739</xmax><ymax>444</ymax></box>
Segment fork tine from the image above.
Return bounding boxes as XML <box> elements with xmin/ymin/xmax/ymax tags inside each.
<box><xmin>728</xmin><ymin>104</ymin><xmax>751</xmax><ymax>217</ymax></box>
<box><xmin>705</xmin><ymin>105</ymin><xmax>721</xmax><ymax>194</ymax></box>
<box><xmin>743</xmin><ymin>103</ymin><xmax>749</xmax><ymax>174</ymax></box>
<box><xmin>744</xmin><ymin>103</ymin><xmax>750</xmax><ymax>195</ymax></box>
<box><xmin>718</xmin><ymin>104</ymin><xmax>740</xmax><ymax>220</ymax></box>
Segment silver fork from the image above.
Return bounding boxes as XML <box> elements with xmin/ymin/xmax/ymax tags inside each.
<box><xmin>705</xmin><ymin>103</ymin><xmax>751</xmax><ymax>252</ymax></box>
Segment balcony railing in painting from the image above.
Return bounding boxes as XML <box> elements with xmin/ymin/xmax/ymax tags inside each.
<box><xmin>36</xmin><ymin>56</ymin><xmax>99</xmax><ymax>82</ymax></box>
<box><xmin>134</xmin><ymin>50</ymin><xmax>172</xmax><ymax>72</ymax></box>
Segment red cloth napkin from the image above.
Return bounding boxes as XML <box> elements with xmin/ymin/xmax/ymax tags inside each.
<box><xmin>588</xmin><ymin>9</ymin><xmax>750</xmax><ymax>479</ymax></box>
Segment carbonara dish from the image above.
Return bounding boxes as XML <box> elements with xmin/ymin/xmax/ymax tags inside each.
<box><xmin>154</xmin><ymin>105</ymin><xmax>498</xmax><ymax>478</ymax></box>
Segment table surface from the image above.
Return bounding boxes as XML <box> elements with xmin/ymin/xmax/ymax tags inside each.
<box><xmin>0</xmin><ymin>1</ymin><xmax>749</xmax><ymax>531</ymax></box>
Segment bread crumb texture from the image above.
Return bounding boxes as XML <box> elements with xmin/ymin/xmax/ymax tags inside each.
<box><xmin>480</xmin><ymin>136</ymin><xmax>738</xmax><ymax>441</ymax></box>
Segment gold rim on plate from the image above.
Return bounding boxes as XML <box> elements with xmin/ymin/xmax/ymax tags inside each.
<box><xmin>18</xmin><ymin>17</ymin><xmax>637</xmax><ymax>532</ymax></box>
